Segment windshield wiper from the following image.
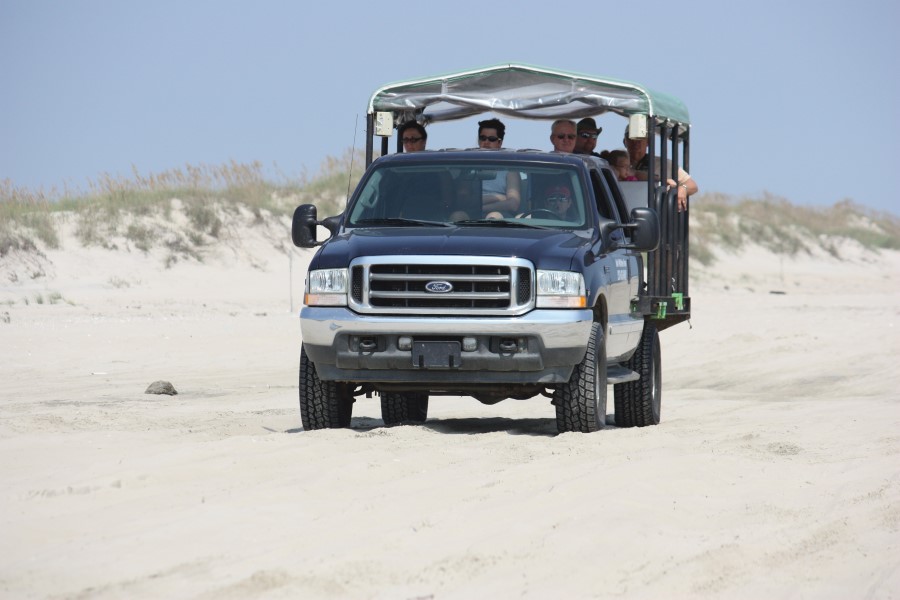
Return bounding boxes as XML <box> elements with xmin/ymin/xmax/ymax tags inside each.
<box><xmin>354</xmin><ymin>218</ymin><xmax>452</xmax><ymax>227</ymax></box>
<box><xmin>454</xmin><ymin>219</ymin><xmax>549</xmax><ymax>229</ymax></box>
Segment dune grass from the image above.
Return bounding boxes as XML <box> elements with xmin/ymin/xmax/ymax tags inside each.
<box><xmin>2</xmin><ymin>152</ymin><xmax>898</xmax><ymax>266</ymax></box>
<box><xmin>0</xmin><ymin>150</ymin><xmax>365</xmax><ymax>258</ymax></box>
<box><xmin>690</xmin><ymin>191</ymin><xmax>900</xmax><ymax>264</ymax></box>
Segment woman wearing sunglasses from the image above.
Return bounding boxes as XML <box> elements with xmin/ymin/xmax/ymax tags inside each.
<box><xmin>477</xmin><ymin>118</ymin><xmax>522</xmax><ymax>217</ymax></box>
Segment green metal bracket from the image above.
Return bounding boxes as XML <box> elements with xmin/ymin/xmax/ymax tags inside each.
<box><xmin>655</xmin><ymin>300</ymin><xmax>667</xmax><ymax>319</ymax></box>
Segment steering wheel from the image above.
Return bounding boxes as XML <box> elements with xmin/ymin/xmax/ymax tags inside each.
<box><xmin>518</xmin><ymin>209</ymin><xmax>558</xmax><ymax>219</ymax></box>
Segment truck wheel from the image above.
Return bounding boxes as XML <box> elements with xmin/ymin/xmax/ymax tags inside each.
<box><xmin>614</xmin><ymin>321</ymin><xmax>661</xmax><ymax>427</ymax></box>
<box><xmin>299</xmin><ymin>345</ymin><xmax>353</xmax><ymax>430</ymax></box>
<box><xmin>554</xmin><ymin>322</ymin><xmax>607</xmax><ymax>433</ymax></box>
<box><xmin>381</xmin><ymin>392</ymin><xmax>429</xmax><ymax>426</ymax></box>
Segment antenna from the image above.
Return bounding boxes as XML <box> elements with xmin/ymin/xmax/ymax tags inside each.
<box><xmin>345</xmin><ymin>114</ymin><xmax>359</xmax><ymax>207</ymax></box>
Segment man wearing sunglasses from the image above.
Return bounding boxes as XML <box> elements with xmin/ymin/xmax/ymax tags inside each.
<box><xmin>574</xmin><ymin>117</ymin><xmax>603</xmax><ymax>157</ymax></box>
<box><xmin>549</xmin><ymin>119</ymin><xmax>577</xmax><ymax>153</ymax></box>
<box><xmin>624</xmin><ymin>124</ymin><xmax>699</xmax><ymax>212</ymax></box>
<box><xmin>478</xmin><ymin>118</ymin><xmax>522</xmax><ymax>217</ymax></box>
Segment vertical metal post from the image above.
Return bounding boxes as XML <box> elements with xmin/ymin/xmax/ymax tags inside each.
<box><xmin>647</xmin><ymin>118</ymin><xmax>663</xmax><ymax>299</ymax></box>
<box><xmin>659</xmin><ymin>123</ymin><xmax>669</xmax><ymax>182</ymax></box>
<box><xmin>665</xmin><ymin>123</ymin><xmax>688</xmax><ymax>304</ymax></box>
<box><xmin>683</xmin><ymin>127</ymin><xmax>690</xmax><ymax>172</ymax></box>
<box><xmin>381</xmin><ymin>136</ymin><xmax>388</xmax><ymax>158</ymax></box>
<box><xmin>647</xmin><ymin>116</ymin><xmax>657</xmax><ymax>208</ymax></box>
<box><xmin>652</xmin><ymin>185</ymin><xmax>668</xmax><ymax>299</ymax></box>
<box><xmin>668</xmin><ymin>122</ymin><xmax>682</xmax><ymax>298</ymax></box>
<box><xmin>365</xmin><ymin>113</ymin><xmax>374</xmax><ymax>167</ymax></box>
<box><xmin>670</xmin><ymin>124</ymin><xmax>679</xmax><ymax>177</ymax></box>
<box><xmin>682</xmin><ymin>126</ymin><xmax>690</xmax><ymax>298</ymax></box>
<box><xmin>658</xmin><ymin>122</ymin><xmax>672</xmax><ymax>303</ymax></box>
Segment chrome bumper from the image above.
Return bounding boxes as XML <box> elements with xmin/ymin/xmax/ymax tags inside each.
<box><xmin>299</xmin><ymin>306</ymin><xmax>594</xmax><ymax>384</ymax></box>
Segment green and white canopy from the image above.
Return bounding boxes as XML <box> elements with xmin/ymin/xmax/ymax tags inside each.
<box><xmin>368</xmin><ymin>63</ymin><xmax>690</xmax><ymax>127</ymax></box>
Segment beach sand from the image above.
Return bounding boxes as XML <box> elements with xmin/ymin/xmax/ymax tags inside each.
<box><xmin>1</xmin><ymin>219</ymin><xmax>898</xmax><ymax>599</ymax></box>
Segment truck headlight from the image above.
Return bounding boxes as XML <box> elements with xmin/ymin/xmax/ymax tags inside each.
<box><xmin>305</xmin><ymin>268</ymin><xmax>348</xmax><ymax>306</ymax></box>
<box><xmin>536</xmin><ymin>270</ymin><xmax>587</xmax><ymax>308</ymax></box>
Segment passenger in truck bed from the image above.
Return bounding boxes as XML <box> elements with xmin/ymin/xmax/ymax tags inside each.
<box><xmin>476</xmin><ymin>118</ymin><xmax>522</xmax><ymax>217</ymax></box>
<box><xmin>624</xmin><ymin>124</ymin><xmax>698</xmax><ymax>211</ymax></box>
<box><xmin>606</xmin><ymin>150</ymin><xmax>638</xmax><ymax>181</ymax></box>
<box><xmin>573</xmin><ymin>117</ymin><xmax>603</xmax><ymax>157</ymax></box>
<box><xmin>398</xmin><ymin>121</ymin><xmax>427</xmax><ymax>153</ymax></box>
<box><xmin>550</xmin><ymin>119</ymin><xmax>577</xmax><ymax>153</ymax></box>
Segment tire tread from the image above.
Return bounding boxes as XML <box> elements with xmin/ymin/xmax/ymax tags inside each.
<box><xmin>614</xmin><ymin>322</ymin><xmax>661</xmax><ymax>427</ymax></box>
<box><xmin>299</xmin><ymin>346</ymin><xmax>352</xmax><ymax>430</ymax></box>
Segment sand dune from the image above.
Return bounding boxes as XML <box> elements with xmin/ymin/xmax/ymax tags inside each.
<box><xmin>1</xmin><ymin>217</ymin><xmax>898</xmax><ymax>599</ymax></box>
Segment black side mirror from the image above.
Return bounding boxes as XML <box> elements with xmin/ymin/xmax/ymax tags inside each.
<box><xmin>292</xmin><ymin>204</ymin><xmax>319</xmax><ymax>248</ymax></box>
<box><xmin>625</xmin><ymin>206</ymin><xmax>660</xmax><ymax>251</ymax></box>
<box><xmin>606</xmin><ymin>207</ymin><xmax>660</xmax><ymax>252</ymax></box>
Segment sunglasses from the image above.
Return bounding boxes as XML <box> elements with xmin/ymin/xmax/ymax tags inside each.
<box><xmin>579</xmin><ymin>132</ymin><xmax>600</xmax><ymax>139</ymax></box>
<box><xmin>547</xmin><ymin>195</ymin><xmax>571</xmax><ymax>203</ymax></box>
<box><xmin>555</xmin><ymin>134</ymin><xmax>577</xmax><ymax>140</ymax></box>
<box><xmin>479</xmin><ymin>135</ymin><xmax>502</xmax><ymax>142</ymax></box>
<box><xmin>402</xmin><ymin>137</ymin><xmax>424</xmax><ymax>143</ymax></box>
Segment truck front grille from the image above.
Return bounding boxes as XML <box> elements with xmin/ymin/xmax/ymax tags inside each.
<box><xmin>348</xmin><ymin>256</ymin><xmax>534</xmax><ymax>316</ymax></box>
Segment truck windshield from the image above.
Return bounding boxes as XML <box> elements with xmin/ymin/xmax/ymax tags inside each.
<box><xmin>347</xmin><ymin>162</ymin><xmax>588</xmax><ymax>228</ymax></box>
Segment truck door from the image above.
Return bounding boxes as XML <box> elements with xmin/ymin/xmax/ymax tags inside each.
<box><xmin>590</xmin><ymin>169</ymin><xmax>643</xmax><ymax>358</ymax></box>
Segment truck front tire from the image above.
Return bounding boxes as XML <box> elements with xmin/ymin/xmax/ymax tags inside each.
<box><xmin>614</xmin><ymin>321</ymin><xmax>661</xmax><ymax>427</ymax></box>
<box><xmin>299</xmin><ymin>345</ymin><xmax>353</xmax><ymax>430</ymax></box>
<box><xmin>554</xmin><ymin>322</ymin><xmax>607</xmax><ymax>433</ymax></box>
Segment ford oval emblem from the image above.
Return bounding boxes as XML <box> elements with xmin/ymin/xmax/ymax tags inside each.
<box><xmin>425</xmin><ymin>280</ymin><xmax>453</xmax><ymax>293</ymax></box>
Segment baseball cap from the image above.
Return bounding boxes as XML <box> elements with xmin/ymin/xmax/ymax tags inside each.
<box><xmin>546</xmin><ymin>184</ymin><xmax>572</xmax><ymax>199</ymax></box>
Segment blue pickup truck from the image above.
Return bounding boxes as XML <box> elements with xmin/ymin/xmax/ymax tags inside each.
<box><xmin>291</xmin><ymin>64</ymin><xmax>692</xmax><ymax>433</ymax></box>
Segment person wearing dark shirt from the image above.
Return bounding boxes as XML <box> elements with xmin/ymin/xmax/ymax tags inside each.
<box><xmin>574</xmin><ymin>117</ymin><xmax>603</xmax><ymax>157</ymax></box>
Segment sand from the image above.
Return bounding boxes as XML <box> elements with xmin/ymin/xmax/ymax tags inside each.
<box><xmin>1</xmin><ymin>219</ymin><xmax>898</xmax><ymax>599</ymax></box>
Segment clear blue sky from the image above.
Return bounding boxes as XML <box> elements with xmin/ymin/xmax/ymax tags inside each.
<box><xmin>3</xmin><ymin>0</ymin><xmax>899</xmax><ymax>213</ymax></box>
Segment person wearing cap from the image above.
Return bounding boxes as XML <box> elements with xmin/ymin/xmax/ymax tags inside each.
<box><xmin>624</xmin><ymin>125</ymin><xmax>698</xmax><ymax>212</ymax></box>
<box><xmin>514</xmin><ymin>182</ymin><xmax>578</xmax><ymax>221</ymax></box>
<box><xmin>549</xmin><ymin>119</ymin><xmax>577</xmax><ymax>152</ymax></box>
<box><xmin>543</xmin><ymin>184</ymin><xmax>577</xmax><ymax>220</ymax></box>
<box><xmin>398</xmin><ymin>121</ymin><xmax>427</xmax><ymax>152</ymax></box>
<box><xmin>574</xmin><ymin>118</ymin><xmax>603</xmax><ymax>157</ymax></box>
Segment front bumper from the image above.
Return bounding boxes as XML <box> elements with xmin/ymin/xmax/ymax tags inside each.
<box><xmin>300</xmin><ymin>307</ymin><xmax>593</xmax><ymax>384</ymax></box>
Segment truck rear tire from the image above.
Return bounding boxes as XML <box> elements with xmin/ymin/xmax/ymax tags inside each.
<box><xmin>381</xmin><ymin>393</ymin><xmax>429</xmax><ymax>426</ymax></box>
<box><xmin>299</xmin><ymin>345</ymin><xmax>353</xmax><ymax>430</ymax></box>
<box><xmin>614</xmin><ymin>321</ymin><xmax>661</xmax><ymax>427</ymax></box>
<box><xmin>554</xmin><ymin>322</ymin><xmax>607</xmax><ymax>433</ymax></box>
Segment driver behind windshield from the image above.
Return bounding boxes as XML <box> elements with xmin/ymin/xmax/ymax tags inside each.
<box><xmin>512</xmin><ymin>183</ymin><xmax>577</xmax><ymax>221</ymax></box>
<box><xmin>543</xmin><ymin>184</ymin><xmax>577</xmax><ymax>220</ymax></box>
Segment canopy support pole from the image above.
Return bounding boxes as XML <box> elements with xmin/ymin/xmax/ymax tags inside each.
<box><xmin>365</xmin><ymin>113</ymin><xmax>374</xmax><ymax>167</ymax></box>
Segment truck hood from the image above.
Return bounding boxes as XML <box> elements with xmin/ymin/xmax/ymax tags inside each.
<box><xmin>309</xmin><ymin>226</ymin><xmax>593</xmax><ymax>272</ymax></box>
